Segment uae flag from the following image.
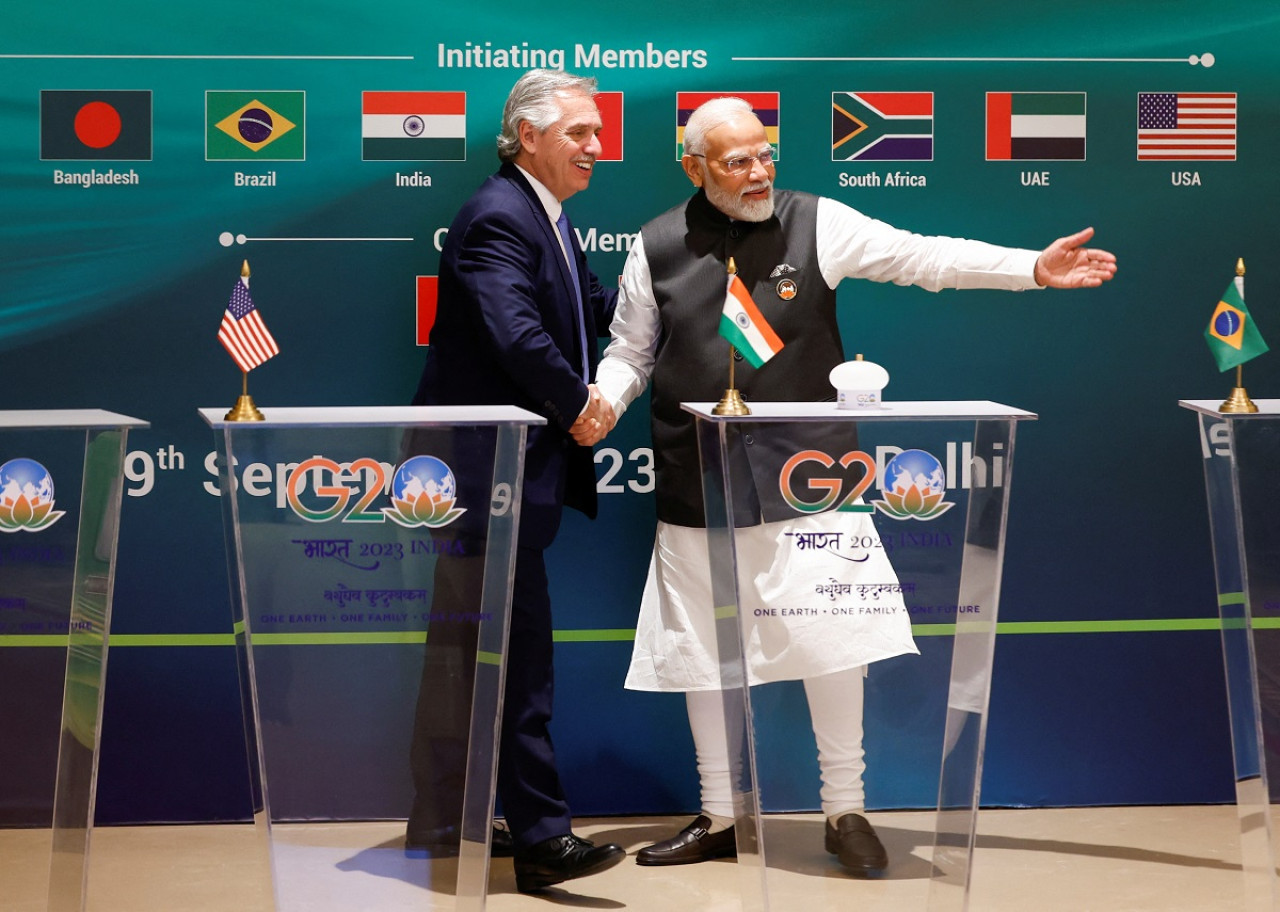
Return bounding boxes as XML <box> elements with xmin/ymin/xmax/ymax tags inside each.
<box><xmin>986</xmin><ymin>92</ymin><xmax>1086</xmax><ymax>161</ymax></box>
<box><xmin>362</xmin><ymin>91</ymin><xmax>466</xmax><ymax>161</ymax></box>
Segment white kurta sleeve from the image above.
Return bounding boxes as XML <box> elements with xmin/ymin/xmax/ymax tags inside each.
<box><xmin>815</xmin><ymin>196</ymin><xmax>1043</xmax><ymax>293</ymax></box>
<box><xmin>595</xmin><ymin>235</ymin><xmax>660</xmax><ymax>419</ymax></box>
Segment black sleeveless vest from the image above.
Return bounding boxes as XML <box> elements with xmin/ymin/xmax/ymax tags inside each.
<box><xmin>642</xmin><ymin>189</ymin><xmax>852</xmax><ymax>526</ymax></box>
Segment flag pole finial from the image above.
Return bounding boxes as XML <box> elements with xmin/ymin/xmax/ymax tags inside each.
<box><xmin>241</xmin><ymin>260</ymin><xmax>251</xmax><ymax>279</ymax></box>
<box><xmin>1237</xmin><ymin>258</ymin><xmax>1245</xmax><ymax>277</ymax></box>
<box><xmin>727</xmin><ymin>257</ymin><xmax>737</xmax><ymax>276</ymax></box>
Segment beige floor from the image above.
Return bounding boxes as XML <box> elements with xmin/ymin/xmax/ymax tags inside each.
<box><xmin>0</xmin><ymin>806</ymin><xmax>1260</xmax><ymax>912</ymax></box>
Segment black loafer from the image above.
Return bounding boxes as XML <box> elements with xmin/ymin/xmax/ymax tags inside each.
<box><xmin>824</xmin><ymin>813</ymin><xmax>888</xmax><ymax>873</ymax></box>
<box><xmin>513</xmin><ymin>833</ymin><xmax>625</xmax><ymax>893</ymax></box>
<box><xmin>405</xmin><ymin>822</ymin><xmax>515</xmax><ymax>857</ymax></box>
<box><xmin>636</xmin><ymin>815</ymin><xmax>737</xmax><ymax>866</ymax></box>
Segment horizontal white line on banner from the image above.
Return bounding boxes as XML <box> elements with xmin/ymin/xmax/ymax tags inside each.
<box><xmin>1</xmin><ymin>54</ymin><xmax>411</xmax><ymax>60</ymax></box>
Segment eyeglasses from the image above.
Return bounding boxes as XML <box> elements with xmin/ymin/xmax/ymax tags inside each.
<box><xmin>689</xmin><ymin>148</ymin><xmax>775</xmax><ymax>175</ymax></box>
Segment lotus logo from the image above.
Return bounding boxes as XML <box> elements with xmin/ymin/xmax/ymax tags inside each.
<box><xmin>0</xmin><ymin>458</ymin><xmax>65</xmax><ymax>533</ymax></box>
<box><xmin>383</xmin><ymin>455</ymin><xmax>467</xmax><ymax>528</ymax></box>
<box><xmin>872</xmin><ymin>449</ymin><xmax>953</xmax><ymax>521</ymax></box>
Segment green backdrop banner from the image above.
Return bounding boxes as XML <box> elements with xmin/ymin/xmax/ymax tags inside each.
<box><xmin>2</xmin><ymin>1</ymin><xmax>1278</xmax><ymax>822</ymax></box>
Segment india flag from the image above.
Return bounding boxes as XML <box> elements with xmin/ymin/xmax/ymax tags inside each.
<box><xmin>719</xmin><ymin>274</ymin><xmax>783</xmax><ymax>368</ymax></box>
<box><xmin>362</xmin><ymin>91</ymin><xmax>466</xmax><ymax>161</ymax></box>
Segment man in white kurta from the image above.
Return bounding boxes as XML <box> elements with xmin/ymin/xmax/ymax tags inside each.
<box><xmin>581</xmin><ymin>96</ymin><xmax>1116</xmax><ymax>873</ymax></box>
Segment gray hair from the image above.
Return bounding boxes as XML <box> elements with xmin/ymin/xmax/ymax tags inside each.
<box><xmin>683</xmin><ymin>96</ymin><xmax>755</xmax><ymax>157</ymax></box>
<box><xmin>497</xmin><ymin>69</ymin><xmax>599</xmax><ymax>163</ymax></box>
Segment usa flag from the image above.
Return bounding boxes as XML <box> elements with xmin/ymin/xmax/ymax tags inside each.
<box><xmin>1137</xmin><ymin>92</ymin><xmax>1236</xmax><ymax>160</ymax></box>
<box><xmin>218</xmin><ymin>268</ymin><xmax>279</xmax><ymax>371</ymax></box>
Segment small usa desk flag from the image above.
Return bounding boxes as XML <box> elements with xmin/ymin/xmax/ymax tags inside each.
<box><xmin>719</xmin><ymin>272</ymin><xmax>783</xmax><ymax>368</ymax></box>
<box><xmin>218</xmin><ymin>261</ymin><xmax>279</xmax><ymax>372</ymax></box>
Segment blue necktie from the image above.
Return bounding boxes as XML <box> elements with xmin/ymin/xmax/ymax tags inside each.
<box><xmin>555</xmin><ymin>211</ymin><xmax>591</xmax><ymax>380</ymax></box>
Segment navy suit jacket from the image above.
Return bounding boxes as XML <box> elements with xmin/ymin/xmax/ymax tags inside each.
<box><xmin>413</xmin><ymin>163</ymin><xmax>618</xmax><ymax>550</ymax></box>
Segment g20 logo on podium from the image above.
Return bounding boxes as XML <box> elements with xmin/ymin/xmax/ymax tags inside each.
<box><xmin>284</xmin><ymin>454</ymin><xmax>466</xmax><ymax>528</ymax></box>
<box><xmin>778</xmin><ymin>448</ymin><xmax>953</xmax><ymax>521</ymax></box>
<box><xmin>0</xmin><ymin>458</ymin><xmax>65</xmax><ymax>533</ymax></box>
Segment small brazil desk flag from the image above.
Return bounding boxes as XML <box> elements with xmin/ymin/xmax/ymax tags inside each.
<box><xmin>719</xmin><ymin>273</ymin><xmax>783</xmax><ymax>368</ymax></box>
<box><xmin>218</xmin><ymin>262</ymin><xmax>280</xmax><ymax>372</ymax></box>
<box><xmin>1205</xmin><ymin>275</ymin><xmax>1267</xmax><ymax>372</ymax></box>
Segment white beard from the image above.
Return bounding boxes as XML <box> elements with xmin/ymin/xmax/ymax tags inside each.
<box><xmin>705</xmin><ymin>177</ymin><xmax>775</xmax><ymax>222</ymax></box>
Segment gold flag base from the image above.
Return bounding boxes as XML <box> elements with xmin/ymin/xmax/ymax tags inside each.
<box><xmin>225</xmin><ymin>395</ymin><xmax>265</xmax><ymax>422</ymax></box>
<box><xmin>712</xmin><ymin>389</ymin><xmax>751</xmax><ymax>416</ymax></box>
<box><xmin>1219</xmin><ymin>386</ymin><xmax>1259</xmax><ymax>414</ymax></box>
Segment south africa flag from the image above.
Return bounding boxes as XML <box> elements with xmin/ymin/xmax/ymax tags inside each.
<box><xmin>832</xmin><ymin>92</ymin><xmax>933</xmax><ymax>161</ymax></box>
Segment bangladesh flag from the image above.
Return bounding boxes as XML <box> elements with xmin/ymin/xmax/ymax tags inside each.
<box><xmin>1205</xmin><ymin>277</ymin><xmax>1268</xmax><ymax>372</ymax></box>
<box><xmin>40</xmin><ymin>90</ymin><xmax>152</xmax><ymax>161</ymax></box>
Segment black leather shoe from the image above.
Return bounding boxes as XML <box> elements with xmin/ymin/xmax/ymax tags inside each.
<box><xmin>636</xmin><ymin>815</ymin><xmax>737</xmax><ymax>866</ymax></box>
<box><xmin>405</xmin><ymin>822</ymin><xmax>515</xmax><ymax>857</ymax></box>
<box><xmin>824</xmin><ymin>813</ymin><xmax>888</xmax><ymax>873</ymax></box>
<box><xmin>513</xmin><ymin>833</ymin><xmax>625</xmax><ymax>893</ymax></box>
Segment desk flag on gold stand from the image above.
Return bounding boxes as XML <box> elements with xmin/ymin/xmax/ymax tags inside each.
<box><xmin>218</xmin><ymin>260</ymin><xmax>280</xmax><ymax>421</ymax></box>
<box><xmin>1205</xmin><ymin>258</ymin><xmax>1268</xmax><ymax>413</ymax></box>
<box><xmin>713</xmin><ymin>258</ymin><xmax>783</xmax><ymax>416</ymax></box>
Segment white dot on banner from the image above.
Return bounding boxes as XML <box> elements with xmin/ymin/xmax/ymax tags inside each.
<box><xmin>236</xmin><ymin>234</ymin><xmax>247</xmax><ymax>245</ymax></box>
<box><xmin>1201</xmin><ymin>53</ymin><xmax>1215</xmax><ymax>68</ymax></box>
<box><xmin>219</xmin><ymin>232</ymin><xmax>234</xmax><ymax>247</ymax></box>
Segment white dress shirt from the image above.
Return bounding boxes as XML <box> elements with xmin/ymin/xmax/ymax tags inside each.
<box><xmin>597</xmin><ymin>195</ymin><xmax>1042</xmax><ymax>418</ymax></box>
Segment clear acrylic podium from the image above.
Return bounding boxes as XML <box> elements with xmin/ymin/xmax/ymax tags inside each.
<box><xmin>1181</xmin><ymin>398</ymin><xmax>1280</xmax><ymax>911</ymax></box>
<box><xmin>200</xmin><ymin>405</ymin><xmax>542</xmax><ymax>912</ymax></box>
<box><xmin>0</xmin><ymin>409</ymin><xmax>147</xmax><ymax>912</ymax></box>
<box><xmin>686</xmin><ymin>400</ymin><xmax>1035</xmax><ymax>912</ymax></box>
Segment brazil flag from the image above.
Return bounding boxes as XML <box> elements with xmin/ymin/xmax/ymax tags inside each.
<box><xmin>206</xmin><ymin>91</ymin><xmax>305</xmax><ymax>161</ymax></box>
<box><xmin>1205</xmin><ymin>277</ymin><xmax>1268</xmax><ymax>372</ymax></box>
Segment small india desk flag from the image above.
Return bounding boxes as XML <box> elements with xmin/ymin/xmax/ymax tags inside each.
<box><xmin>1205</xmin><ymin>274</ymin><xmax>1267</xmax><ymax>372</ymax></box>
<box><xmin>719</xmin><ymin>272</ymin><xmax>783</xmax><ymax>368</ymax></box>
<box><xmin>219</xmin><ymin>261</ymin><xmax>280</xmax><ymax>372</ymax></box>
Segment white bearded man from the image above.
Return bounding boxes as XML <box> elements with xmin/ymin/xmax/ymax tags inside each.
<box><xmin>576</xmin><ymin>96</ymin><xmax>1115</xmax><ymax>873</ymax></box>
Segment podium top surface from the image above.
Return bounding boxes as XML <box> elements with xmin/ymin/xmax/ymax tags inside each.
<box><xmin>199</xmin><ymin>405</ymin><xmax>547</xmax><ymax>429</ymax></box>
<box><xmin>0</xmin><ymin>409</ymin><xmax>149</xmax><ymax>430</ymax></box>
<box><xmin>680</xmin><ymin>400</ymin><xmax>1038</xmax><ymax>422</ymax></box>
<box><xmin>1179</xmin><ymin>399</ymin><xmax>1280</xmax><ymax>418</ymax></box>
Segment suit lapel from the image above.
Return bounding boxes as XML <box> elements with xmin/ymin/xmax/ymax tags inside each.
<box><xmin>500</xmin><ymin>164</ymin><xmax>580</xmax><ymax>306</ymax></box>
<box><xmin>500</xmin><ymin>163</ymin><xmax>589</xmax><ymax>373</ymax></box>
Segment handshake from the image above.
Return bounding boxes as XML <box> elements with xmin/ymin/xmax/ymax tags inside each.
<box><xmin>570</xmin><ymin>384</ymin><xmax>617</xmax><ymax>446</ymax></box>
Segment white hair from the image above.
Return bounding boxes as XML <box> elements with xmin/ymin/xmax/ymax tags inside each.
<box><xmin>682</xmin><ymin>96</ymin><xmax>755</xmax><ymax>157</ymax></box>
<box><xmin>496</xmin><ymin>69</ymin><xmax>598</xmax><ymax>162</ymax></box>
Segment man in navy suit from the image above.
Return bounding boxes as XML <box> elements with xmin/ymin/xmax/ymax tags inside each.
<box><xmin>408</xmin><ymin>69</ymin><xmax>622</xmax><ymax>894</ymax></box>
